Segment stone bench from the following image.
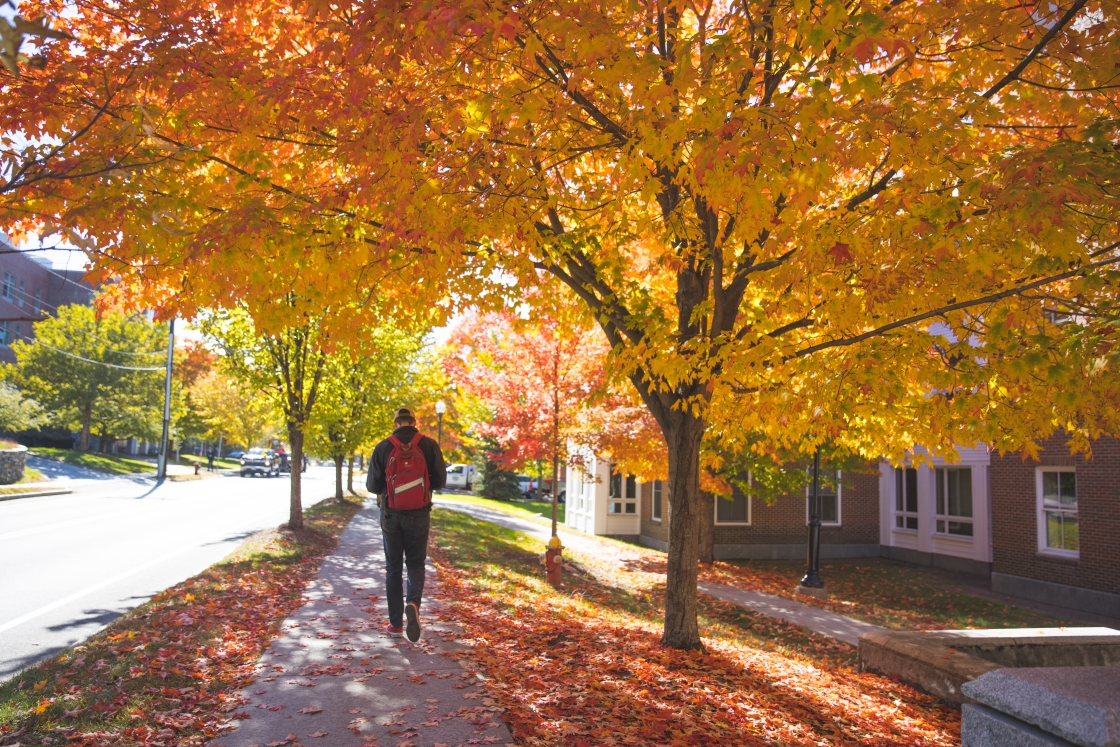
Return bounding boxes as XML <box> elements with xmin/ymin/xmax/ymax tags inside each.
<box><xmin>962</xmin><ymin>666</ymin><xmax>1120</xmax><ymax>746</ymax></box>
<box><xmin>858</xmin><ymin>627</ymin><xmax>1120</xmax><ymax>706</ymax></box>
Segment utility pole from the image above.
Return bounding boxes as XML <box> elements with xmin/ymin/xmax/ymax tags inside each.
<box><xmin>156</xmin><ymin>319</ymin><xmax>175</xmax><ymax>480</ymax></box>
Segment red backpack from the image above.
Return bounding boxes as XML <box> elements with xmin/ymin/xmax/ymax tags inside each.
<box><xmin>384</xmin><ymin>433</ymin><xmax>431</xmax><ymax>510</ymax></box>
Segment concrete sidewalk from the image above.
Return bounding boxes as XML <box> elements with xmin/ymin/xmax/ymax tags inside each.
<box><xmin>217</xmin><ymin>500</ymin><xmax>513</xmax><ymax>747</ymax></box>
<box><xmin>433</xmin><ymin>499</ymin><xmax>885</xmax><ymax>647</ymax></box>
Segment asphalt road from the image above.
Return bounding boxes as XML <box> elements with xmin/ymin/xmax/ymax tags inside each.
<box><xmin>0</xmin><ymin>460</ymin><xmax>338</xmax><ymax>682</ymax></box>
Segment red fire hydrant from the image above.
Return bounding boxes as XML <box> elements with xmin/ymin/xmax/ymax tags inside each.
<box><xmin>541</xmin><ymin>535</ymin><xmax>563</xmax><ymax>588</ymax></box>
<box><xmin>193</xmin><ymin>462</ymin><xmax>201</xmax><ymax>475</ymax></box>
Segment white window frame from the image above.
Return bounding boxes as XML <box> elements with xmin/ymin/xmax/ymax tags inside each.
<box><xmin>805</xmin><ymin>469</ymin><xmax>842</xmax><ymax>526</ymax></box>
<box><xmin>0</xmin><ymin>322</ymin><xmax>9</xmax><ymax>347</ymax></box>
<box><xmin>1036</xmin><ymin>467</ymin><xmax>1079</xmax><ymax>558</ymax></box>
<box><xmin>715</xmin><ymin>473</ymin><xmax>751</xmax><ymax>526</ymax></box>
<box><xmin>934</xmin><ymin>467</ymin><xmax>974</xmax><ymax>539</ymax></box>
<box><xmin>894</xmin><ymin>466</ymin><xmax>919</xmax><ymax>532</ymax></box>
<box><xmin>17</xmin><ymin>279</ymin><xmax>24</xmax><ymax>308</ymax></box>
<box><xmin>652</xmin><ymin>479</ymin><xmax>663</xmax><ymax>523</ymax></box>
<box><xmin>607</xmin><ymin>466</ymin><xmax>638</xmax><ymax>516</ymax></box>
<box><xmin>1</xmin><ymin>273</ymin><xmax>13</xmax><ymax>302</ymax></box>
<box><xmin>33</xmin><ymin>288</ymin><xmax>41</xmax><ymax>314</ymax></box>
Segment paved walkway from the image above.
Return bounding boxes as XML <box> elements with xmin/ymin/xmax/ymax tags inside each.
<box><xmin>432</xmin><ymin>499</ymin><xmax>885</xmax><ymax>647</ymax></box>
<box><xmin>217</xmin><ymin>500</ymin><xmax>513</xmax><ymax>747</ymax></box>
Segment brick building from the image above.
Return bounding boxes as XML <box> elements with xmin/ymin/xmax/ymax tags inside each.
<box><xmin>0</xmin><ymin>237</ymin><xmax>97</xmax><ymax>364</ymax></box>
<box><xmin>565</xmin><ymin>442</ymin><xmax>882</xmax><ymax>560</ymax></box>
<box><xmin>988</xmin><ymin>434</ymin><xmax>1120</xmax><ymax>618</ymax></box>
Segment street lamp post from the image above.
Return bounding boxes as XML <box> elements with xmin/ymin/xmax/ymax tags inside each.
<box><xmin>797</xmin><ymin>446</ymin><xmax>828</xmax><ymax>598</ymax></box>
<box><xmin>435</xmin><ymin>399</ymin><xmax>446</xmax><ymax>447</ymax></box>
<box><xmin>156</xmin><ymin>319</ymin><xmax>175</xmax><ymax>481</ymax></box>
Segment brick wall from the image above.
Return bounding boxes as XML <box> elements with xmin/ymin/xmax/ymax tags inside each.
<box><xmin>991</xmin><ymin>434</ymin><xmax>1120</xmax><ymax>596</ymax></box>
<box><xmin>638</xmin><ymin>470</ymin><xmax>880</xmax><ymax>546</ymax></box>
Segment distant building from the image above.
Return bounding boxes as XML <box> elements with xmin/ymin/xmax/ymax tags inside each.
<box><xmin>0</xmin><ymin>237</ymin><xmax>97</xmax><ymax>364</ymax></box>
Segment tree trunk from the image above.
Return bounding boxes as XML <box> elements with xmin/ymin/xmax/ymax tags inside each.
<box><xmin>698</xmin><ymin>491</ymin><xmax>715</xmax><ymax>565</ymax></box>
<box><xmin>333</xmin><ymin>454</ymin><xmax>344</xmax><ymax>501</ymax></box>
<box><xmin>79</xmin><ymin>407</ymin><xmax>92</xmax><ymax>451</ymax></box>
<box><xmin>98</xmin><ymin>431</ymin><xmax>111</xmax><ymax>453</ymax></box>
<box><xmin>661</xmin><ymin>411</ymin><xmax>707</xmax><ymax>650</ymax></box>
<box><xmin>347</xmin><ymin>453</ymin><xmax>356</xmax><ymax>494</ymax></box>
<box><xmin>288</xmin><ymin>425</ymin><xmax>304</xmax><ymax>529</ymax></box>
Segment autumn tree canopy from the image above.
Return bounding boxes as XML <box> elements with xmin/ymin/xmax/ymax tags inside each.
<box><xmin>4</xmin><ymin>0</ymin><xmax>1119</xmax><ymax>648</ymax></box>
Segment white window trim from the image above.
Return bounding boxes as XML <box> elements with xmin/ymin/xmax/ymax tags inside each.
<box><xmin>1036</xmin><ymin>467</ymin><xmax>1079</xmax><ymax>559</ymax></box>
<box><xmin>714</xmin><ymin>473</ymin><xmax>751</xmax><ymax>526</ymax></box>
<box><xmin>893</xmin><ymin>466</ymin><xmax>919</xmax><ymax>533</ymax></box>
<box><xmin>934</xmin><ymin>466</ymin><xmax>975</xmax><ymax>541</ymax></box>
<box><xmin>805</xmin><ymin>469</ymin><xmax>842</xmax><ymax>526</ymax></box>
<box><xmin>651</xmin><ymin>479</ymin><xmax>663</xmax><ymax>523</ymax></box>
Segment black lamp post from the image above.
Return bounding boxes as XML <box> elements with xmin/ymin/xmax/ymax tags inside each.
<box><xmin>798</xmin><ymin>446</ymin><xmax>827</xmax><ymax>597</ymax></box>
<box><xmin>435</xmin><ymin>399</ymin><xmax>446</xmax><ymax>447</ymax></box>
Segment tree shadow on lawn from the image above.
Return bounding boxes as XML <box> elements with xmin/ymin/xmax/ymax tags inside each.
<box><xmin>432</xmin><ymin>512</ymin><xmax>960</xmax><ymax>746</ymax></box>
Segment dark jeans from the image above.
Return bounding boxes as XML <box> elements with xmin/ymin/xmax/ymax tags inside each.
<box><xmin>381</xmin><ymin>508</ymin><xmax>430</xmax><ymax>627</ymax></box>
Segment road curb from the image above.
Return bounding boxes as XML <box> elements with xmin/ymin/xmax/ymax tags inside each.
<box><xmin>0</xmin><ymin>488</ymin><xmax>74</xmax><ymax>502</ymax></box>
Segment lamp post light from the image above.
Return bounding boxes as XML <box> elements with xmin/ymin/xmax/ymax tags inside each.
<box><xmin>797</xmin><ymin>446</ymin><xmax>828</xmax><ymax>599</ymax></box>
<box><xmin>435</xmin><ymin>399</ymin><xmax>446</xmax><ymax>447</ymax></box>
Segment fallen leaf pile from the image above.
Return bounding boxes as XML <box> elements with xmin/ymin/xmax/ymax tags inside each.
<box><xmin>0</xmin><ymin>497</ymin><xmax>364</xmax><ymax>747</ymax></box>
<box><xmin>430</xmin><ymin>509</ymin><xmax>961</xmax><ymax>745</ymax></box>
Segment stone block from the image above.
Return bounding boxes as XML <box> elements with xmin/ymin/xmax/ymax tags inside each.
<box><xmin>963</xmin><ymin>703</ymin><xmax>1075</xmax><ymax>746</ymax></box>
<box><xmin>0</xmin><ymin>445</ymin><xmax>27</xmax><ymax>485</ymax></box>
<box><xmin>858</xmin><ymin>628</ymin><xmax>1120</xmax><ymax>706</ymax></box>
<box><xmin>961</xmin><ymin>666</ymin><xmax>1120</xmax><ymax>747</ymax></box>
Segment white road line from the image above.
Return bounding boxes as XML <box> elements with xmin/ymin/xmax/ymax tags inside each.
<box><xmin>0</xmin><ymin>508</ymin><xmax>279</xmax><ymax>636</ymax></box>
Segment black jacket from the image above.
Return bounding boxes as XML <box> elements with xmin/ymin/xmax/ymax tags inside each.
<box><xmin>366</xmin><ymin>426</ymin><xmax>446</xmax><ymax>505</ymax></box>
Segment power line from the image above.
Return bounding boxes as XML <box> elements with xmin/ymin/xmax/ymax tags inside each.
<box><xmin>28</xmin><ymin>340</ymin><xmax>166</xmax><ymax>371</ymax></box>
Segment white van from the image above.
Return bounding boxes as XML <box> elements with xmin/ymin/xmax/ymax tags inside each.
<box><xmin>444</xmin><ymin>463</ymin><xmax>476</xmax><ymax>491</ymax></box>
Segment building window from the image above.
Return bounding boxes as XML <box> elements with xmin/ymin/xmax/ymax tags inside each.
<box><xmin>935</xmin><ymin>467</ymin><xmax>973</xmax><ymax>537</ymax></box>
<box><xmin>652</xmin><ymin>480</ymin><xmax>663</xmax><ymax>522</ymax></box>
<box><xmin>0</xmin><ymin>322</ymin><xmax>9</xmax><ymax>346</ymax></box>
<box><xmin>608</xmin><ymin>466</ymin><xmax>638</xmax><ymax>515</ymax></box>
<box><xmin>1038</xmin><ymin>469</ymin><xmax>1078</xmax><ymax>556</ymax></box>
<box><xmin>17</xmin><ymin>279</ymin><xmax>24</xmax><ymax>308</ymax></box>
<box><xmin>806</xmin><ymin>470</ymin><xmax>841</xmax><ymax>525</ymax></box>
<box><xmin>13</xmin><ymin>324</ymin><xmax>20</xmax><ymax>342</ymax></box>
<box><xmin>895</xmin><ymin>467</ymin><xmax>918</xmax><ymax>530</ymax></box>
<box><xmin>716</xmin><ymin>474</ymin><xmax>751</xmax><ymax>525</ymax></box>
<box><xmin>34</xmin><ymin>288</ymin><xmax>41</xmax><ymax>314</ymax></box>
<box><xmin>1</xmin><ymin>273</ymin><xmax>13</xmax><ymax>302</ymax></box>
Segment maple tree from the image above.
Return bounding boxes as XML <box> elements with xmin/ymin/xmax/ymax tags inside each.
<box><xmin>4</xmin><ymin>0</ymin><xmax>1120</xmax><ymax>648</ymax></box>
<box><xmin>190</xmin><ymin>370</ymin><xmax>277</xmax><ymax>452</ymax></box>
<box><xmin>307</xmin><ymin>323</ymin><xmax>430</xmax><ymax>500</ymax></box>
<box><xmin>202</xmin><ymin>305</ymin><xmax>328</xmax><ymax>530</ymax></box>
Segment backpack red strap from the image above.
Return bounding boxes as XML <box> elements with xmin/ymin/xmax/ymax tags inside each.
<box><xmin>389</xmin><ymin>435</ymin><xmax>404</xmax><ymax>450</ymax></box>
<box><xmin>409</xmin><ymin>433</ymin><xmax>423</xmax><ymax>449</ymax></box>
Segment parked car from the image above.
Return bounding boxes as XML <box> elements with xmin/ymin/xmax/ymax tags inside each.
<box><xmin>226</xmin><ymin>451</ymin><xmax>244</xmax><ymax>460</ymax></box>
<box><xmin>240</xmin><ymin>448</ymin><xmax>281</xmax><ymax>477</ymax></box>
<box><xmin>445</xmin><ymin>463</ymin><xmax>476</xmax><ymax>491</ymax></box>
<box><xmin>278</xmin><ymin>452</ymin><xmax>308</xmax><ymax>474</ymax></box>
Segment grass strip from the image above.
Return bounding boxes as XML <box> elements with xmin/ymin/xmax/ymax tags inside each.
<box><xmin>0</xmin><ymin>495</ymin><xmax>364</xmax><ymax>747</ymax></box>
<box><xmin>434</xmin><ymin>491</ymin><xmax>565</xmax><ymax>525</ymax></box>
<box><xmin>429</xmin><ymin>508</ymin><xmax>960</xmax><ymax>746</ymax></box>
<box><xmin>28</xmin><ymin>448</ymin><xmax>155</xmax><ymax>475</ymax></box>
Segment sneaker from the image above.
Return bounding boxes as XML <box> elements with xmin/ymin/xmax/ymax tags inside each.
<box><xmin>386</xmin><ymin>624</ymin><xmax>403</xmax><ymax>637</ymax></box>
<box><xmin>404</xmin><ymin>602</ymin><xmax>422</xmax><ymax>642</ymax></box>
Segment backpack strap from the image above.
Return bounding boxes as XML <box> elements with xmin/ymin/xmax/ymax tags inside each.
<box><xmin>388</xmin><ymin>435</ymin><xmax>405</xmax><ymax>450</ymax></box>
<box><xmin>408</xmin><ymin>432</ymin><xmax>423</xmax><ymax>449</ymax></box>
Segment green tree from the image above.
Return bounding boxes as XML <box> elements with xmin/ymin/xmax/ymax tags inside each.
<box><xmin>201</xmin><ymin>303</ymin><xmax>327</xmax><ymax>529</ymax></box>
<box><xmin>309</xmin><ymin>323</ymin><xmax>431</xmax><ymax>500</ymax></box>
<box><xmin>0</xmin><ymin>382</ymin><xmax>44</xmax><ymax>433</ymax></box>
<box><xmin>6</xmin><ymin>305</ymin><xmax>166</xmax><ymax>450</ymax></box>
<box><xmin>191</xmin><ymin>370</ymin><xmax>276</xmax><ymax>451</ymax></box>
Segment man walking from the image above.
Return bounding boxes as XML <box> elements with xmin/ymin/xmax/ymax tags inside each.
<box><xmin>367</xmin><ymin>407</ymin><xmax>446</xmax><ymax>642</ymax></box>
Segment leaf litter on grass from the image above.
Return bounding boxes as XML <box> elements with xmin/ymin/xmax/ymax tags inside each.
<box><xmin>429</xmin><ymin>508</ymin><xmax>960</xmax><ymax>746</ymax></box>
